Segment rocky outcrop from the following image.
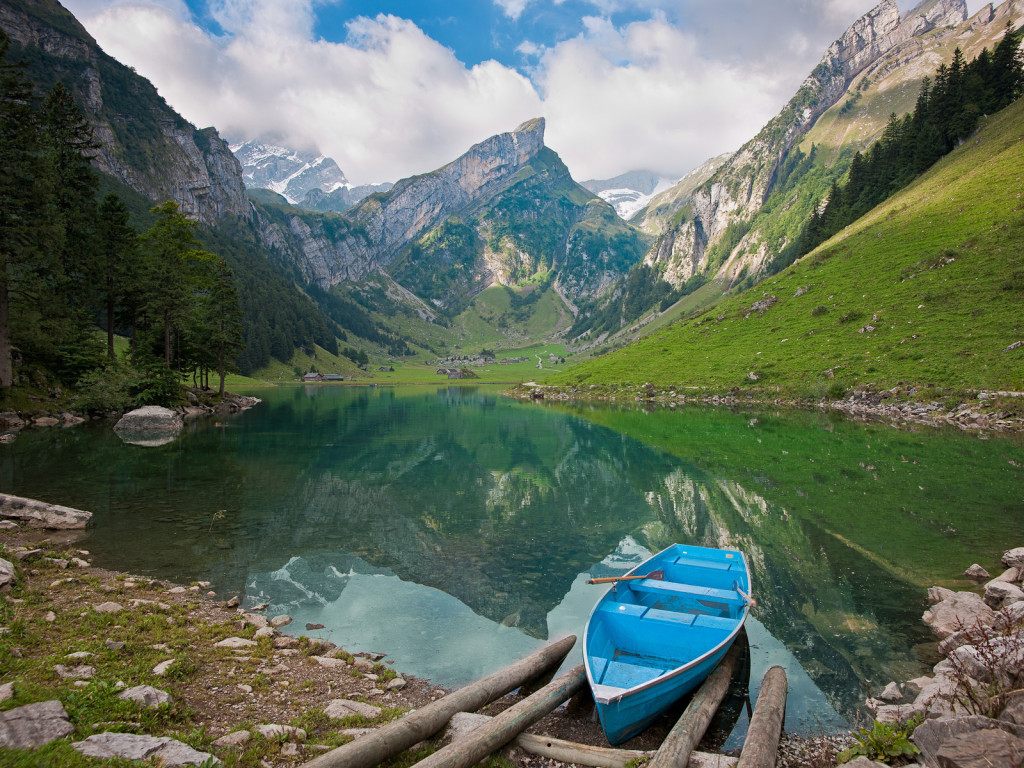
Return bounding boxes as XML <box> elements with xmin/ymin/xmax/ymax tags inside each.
<box><xmin>0</xmin><ymin>0</ymin><xmax>251</xmax><ymax>226</ymax></box>
<box><xmin>258</xmin><ymin>119</ymin><xmax>548</xmax><ymax>289</ymax></box>
<box><xmin>0</xmin><ymin>493</ymin><xmax>92</xmax><ymax>529</ymax></box>
<box><xmin>864</xmin><ymin>546</ymin><xmax>1024</xmax><ymax>768</ymax></box>
<box><xmin>646</xmin><ymin>0</ymin><xmax>970</xmax><ymax>288</ymax></box>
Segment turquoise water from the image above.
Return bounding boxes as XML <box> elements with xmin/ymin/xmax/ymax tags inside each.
<box><xmin>2</xmin><ymin>384</ymin><xmax>1022</xmax><ymax>743</ymax></box>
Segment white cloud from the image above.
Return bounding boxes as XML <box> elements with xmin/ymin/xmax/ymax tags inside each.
<box><xmin>493</xmin><ymin>0</ymin><xmax>534</xmax><ymax>21</ymax></box>
<box><xmin>66</xmin><ymin>1</ymin><xmax>543</xmax><ymax>183</ymax></box>
<box><xmin>537</xmin><ymin>15</ymin><xmax>788</xmax><ymax>180</ymax></box>
<box><xmin>62</xmin><ymin>0</ymin><xmax>995</xmax><ymax>185</ymax></box>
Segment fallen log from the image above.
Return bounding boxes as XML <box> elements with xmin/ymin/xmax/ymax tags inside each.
<box><xmin>300</xmin><ymin>635</ymin><xmax>576</xmax><ymax>768</ymax></box>
<box><xmin>413</xmin><ymin>664</ymin><xmax>587</xmax><ymax>768</ymax></box>
<box><xmin>648</xmin><ymin>633</ymin><xmax>745</xmax><ymax>768</ymax></box>
<box><xmin>737</xmin><ymin>666</ymin><xmax>787</xmax><ymax>768</ymax></box>
<box><xmin>442</xmin><ymin>712</ymin><xmax>738</xmax><ymax>768</ymax></box>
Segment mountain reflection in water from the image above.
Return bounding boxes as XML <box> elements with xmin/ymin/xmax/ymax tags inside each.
<box><xmin>2</xmin><ymin>384</ymin><xmax>1020</xmax><ymax>736</ymax></box>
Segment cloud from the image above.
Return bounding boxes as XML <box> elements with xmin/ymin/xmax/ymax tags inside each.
<box><xmin>493</xmin><ymin>0</ymin><xmax>534</xmax><ymax>21</ymax></box>
<box><xmin>537</xmin><ymin>14</ymin><xmax>795</xmax><ymax>181</ymax></box>
<box><xmin>67</xmin><ymin>0</ymin><xmax>542</xmax><ymax>183</ymax></box>
<box><xmin>62</xmin><ymin>0</ymin><xmax>994</xmax><ymax>186</ymax></box>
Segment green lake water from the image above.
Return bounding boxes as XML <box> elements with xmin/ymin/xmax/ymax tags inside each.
<box><xmin>1</xmin><ymin>384</ymin><xmax>1022</xmax><ymax>746</ymax></box>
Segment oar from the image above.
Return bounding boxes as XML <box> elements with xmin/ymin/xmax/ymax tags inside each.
<box><xmin>586</xmin><ymin>570</ymin><xmax>664</xmax><ymax>585</ymax></box>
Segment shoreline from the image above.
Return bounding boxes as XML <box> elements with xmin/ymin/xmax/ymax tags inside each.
<box><xmin>504</xmin><ymin>382</ymin><xmax>1024</xmax><ymax>434</ymax></box>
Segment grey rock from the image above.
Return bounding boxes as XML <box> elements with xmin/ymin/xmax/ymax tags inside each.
<box><xmin>0</xmin><ymin>700</ymin><xmax>74</xmax><ymax>748</ymax></box>
<box><xmin>879</xmin><ymin>681</ymin><xmax>904</xmax><ymax>702</ymax></box>
<box><xmin>949</xmin><ymin>636</ymin><xmax>1024</xmax><ymax>687</ymax></box>
<box><xmin>0</xmin><ymin>493</ymin><xmax>92</xmax><ymax>529</ymax></box>
<box><xmin>1001</xmin><ymin>691</ymin><xmax>1024</xmax><ymax>726</ymax></box>
<box><xmin>312</xmin><ymin>656</ymin><xmax>348</xmax><ymax>669</ymax></box>
<box><xmin>254</xmin><ymin>724</ymin><xmax>305</xmax><ymax>741</ymax></box>
<box><xmin>442</xmin><ymin>711</ymin><xmax>490</xmax><ymax>745</ymax></box>
<box><xmin>153</xmin><ymin>659</ymin><xmax>175</xmax><ymax>676</ymax></box>
<box><xmin>929</xmin><ymin>586</ymin><xmax>956</xmax><ymax>604</ymax></box>
<box><xmin>353</xmin><ymin>657</ymin><xmax>375</xmax><ymax>672</ymax></box>
<box><xmin>281</xmin><ymin>742</ymin><xmax>302</xmax><ymax>757</ymax></box>
<box><xmin>923</xmin><ymin>592</ymin><xmax>997</xmax><ymax>639</ymax></box>
<box><xmin>270</xmin><ymin>614</ymin><xmax>292</xmax><ymax>628</ymax></box>
<box><xmin>385</xmin><ymin>677</ymin><xmax>407</xmax><ymax>691</ymax></box>
<box><xmin>906</xmin><ymin>676</ymin><xmax>934</xmax><ymax>697</ymax></box>
<box><xmin>935</xmin><ymin>728</ymin><xmax>1024</xmax><ymax>768</ymax></box>
<box><xmin>73</xmin><ymin>732</ymin><xmax>219</xmax><ymax>766</ymax></box>
<box><xmin>94</xmin><ymin>601</ymin><xmax>123</xmax><ymax>614</ymax></box>
<box><xmin>842</xmin><ymin>759</ymin><xmax>889</xmax><ymax>768</ymax></box>
<box><xmin>0</xmin><ymin>558</ymin><xmax>14</xmax><ymax>590</ymax></box>
<box><xmin>984</xmin><ymin>581</ymin><xmax>1024</xmax><ymax>609</ymax></box>
<box><xmin>118</xmin><ymin>685</ymin><xmax>172</xmax><ymax>709</ymax></box>
<box><xmin>1002</xmin><ymin>547</ymin><xmax>1024</xmax><ymax>569</ymax></box>
<box><xmin>214</xmin><ymin>637</ymin><xmax>256</xmax><ymax>649</ymax></box>
<box><xmin>988</xmin><ymin>567</ymin><xmax>1021</xmax><ymax>586</ymax></box>
<box><xmin>0</xmin><ymin>682</ymin><xmax>14</xmax><ymax>702</ymax></box>
<box><xmin>211</xmin><ymin>730</ymin><xmax>251</xmax><ymax>748</ymax></box>
<box><xmin>963</xmin><ymin>564</ymin><xmax>991</xmax><ymax>580</ymax></box>
<box><xmin>113</xmin><ymin>406</ymin><xmax>184</xmax><ymax>446</ymax></box>
<box><xmin>913</xmin><ymin>715</ymin><xmax>1024</xmax><ymax>768</ymax></box>
<box><xmin>55</xmin><ymin>664</ymin><xmax>95</xmax><ymax>679</ymax></box>
<box><xmin>324</xmin><ymin>699</ymin><xmax>382</xmax><ymax>720</ymax></box>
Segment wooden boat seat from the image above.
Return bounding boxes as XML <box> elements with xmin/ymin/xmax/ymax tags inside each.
<box><xmin>630</xmin><ymin>578</ymin><xmax>744</xmax><ymax>606</ymax></box>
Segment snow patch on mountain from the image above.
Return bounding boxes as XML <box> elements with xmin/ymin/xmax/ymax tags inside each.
<box><xmin>580</xmin><ymin>170</ymin><xmax>677</xmax><ymax>220</ymax></box>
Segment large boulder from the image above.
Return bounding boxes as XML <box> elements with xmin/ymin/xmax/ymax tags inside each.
<box><xmin>0</xmin><ymin>700</ymin><xmax>74</xmax><ymax>748</ymax></box>
<box><xmin>73</xmin><ymin>733</ymin><xmax>218</xmax><ymax>766</ymax></box>
<box><xmin>0</xmin><ymin>493</ymin><xmax>92</xmax><ymax>529</ymax></box>
<box><xmin>113</xmin><ymin>406</ymin><xmax>183</xmax><ymax>447</ymax></box>
<box><xmin>923</xmin><ymin>592</ymin><xmax>996</xmax><ymax>640</ymax></box>
<box><xmin>1002</xmin><ymin>548</ymin><xmax>1024</xmax><ymax>569</ymax></box>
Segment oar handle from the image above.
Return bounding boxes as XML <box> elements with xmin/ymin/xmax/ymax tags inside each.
<box><xmin>586</xmin><ymin>570</ymin><xmax>664</xmax><ymax>585</ymax></box>
<box><xmin>736</xmin><ymin>584</ymin><xmax>757</xmax><ymax>607</ymax></box>
<box><xmin>587</xmin><ymin>574</ymin><xmax>645</xmax><ymax>585</ymax></box>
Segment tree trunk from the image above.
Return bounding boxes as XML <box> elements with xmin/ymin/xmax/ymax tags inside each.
<box><xmin>0</xmin><ymin>281</ymin><xmax>12</xmax><ymax>387</ymax></box>
<box><xmin>163</xmin><ymin>308</ymin><xmax>171</xmax><ymax>367</ymax></box>
<box><xmin>218</xmin><ymin>363</ymin><xmax>225</xmax><ymax>397</ymax></box>
<box><xmin>106</xmin><ymin>296</ymin><xmax>116</xmax><ymax>361</ymax></box>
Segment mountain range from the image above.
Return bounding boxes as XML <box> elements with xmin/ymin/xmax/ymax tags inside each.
<box><xmin>230</xmin><ymin>140</ymin><xmax>393</xmax><ymax>213</ymax></box>
<box><xmin>1</xmin><ymin>0</ymin><xmax>1022</xmax><ymax>377</ymax></box>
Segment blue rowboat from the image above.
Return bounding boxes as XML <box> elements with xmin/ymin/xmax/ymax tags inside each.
<box><xmin>583</xmin><ymin>543</ymin><xmax>752</xmax><ymax>745</ymax></box>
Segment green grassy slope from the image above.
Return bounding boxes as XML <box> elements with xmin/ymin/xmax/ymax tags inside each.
<box><xmin>548</xmin><ymin>97</ymin><xmax>1024</xmax><ymax>398</ymax></box>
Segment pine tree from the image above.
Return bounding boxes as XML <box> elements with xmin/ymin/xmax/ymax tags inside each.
<box><xmin>96</xmin><ymin>193</ymin><xmax>140</xmax><ymax>361</ymax></box>
<box><xmin>0</xmin><ymin>32</ymin><xmax>40</xmax><ymax>388</ymax></box>
<box><xmin>203</xmin><ymin>258</ymin><xmax>244</xmax><ymax>396</ymax></box>
<box><xmin>138</xmin><ymin>201</ymin><xmax>214</xmax><ymax>369</ymax></box>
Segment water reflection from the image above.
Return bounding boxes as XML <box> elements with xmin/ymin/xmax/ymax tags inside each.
<box><xmin>1</xmin><ymin>385</ymin><xmax>1020</xmax><ymax>735</ymax></box>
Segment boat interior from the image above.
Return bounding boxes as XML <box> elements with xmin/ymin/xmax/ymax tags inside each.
<box><xmin>587</xmin><ymin>551</ymin><xmax>748</xmax><ymax>691</ymax></box>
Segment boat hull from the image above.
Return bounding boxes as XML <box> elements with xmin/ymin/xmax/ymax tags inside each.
<box><xmin>584</xmin><ymin>544</ymin><xmax>750</xmax><ymax>745</ymax></box>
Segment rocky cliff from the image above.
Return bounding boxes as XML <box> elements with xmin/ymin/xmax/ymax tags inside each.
<box><xmin>642</xmin><ymin>0</ymin><xmax>972</xmax><ymax>288</ymax></box>
<box><xmin>254</xmin><ymin>117</ymin><xmax>646</xmax><ymax>306</ymax></box>
<box><xmin>0</xmin><ymin>0</ymin><xmax>251</xmax><ymax>225</ymax></box>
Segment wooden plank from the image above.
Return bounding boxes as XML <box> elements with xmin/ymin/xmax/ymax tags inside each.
<box><xmin>299</xmin><ymin>635</ymin><xmax>576</xmax><ymax>768</ymax></box>
<box><xmin>737</xmin><ymin>666</ymin><xmax>787</xmax><ymax>768</ymax></box>
<box><xmin>648</xmin><ymin>634</ymin><xmax>745</xmax><ymax>768</ymax></box>
<box><xmin>412</xmin><ymin>664</ymin><xmax>587</xmax><ymax>768</ymax></box>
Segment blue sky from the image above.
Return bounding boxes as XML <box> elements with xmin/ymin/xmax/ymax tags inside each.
<box><xmin>62</xmin><ymin>0</ymin><xmax>988</xmax><ymax>184</ymax></box>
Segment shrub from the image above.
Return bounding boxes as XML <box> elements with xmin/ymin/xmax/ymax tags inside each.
<box><xmin>837</xmin><ymin>717</ymin><xmax>922</xmax><ymax>764</ymax></box>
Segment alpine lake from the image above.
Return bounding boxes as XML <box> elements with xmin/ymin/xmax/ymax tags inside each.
<box><xmin>2</xmin><ymin>384</ymin><xmax>1022</xmax><ymax>748</ymax></box>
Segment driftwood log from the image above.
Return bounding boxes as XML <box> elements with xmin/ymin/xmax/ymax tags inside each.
<box><xmin>413</xmin><ymin>664</ymin><xmax>587</xmax><ymax>768</ymax></box>
<box><xmin>648</xmin><ymin>633</ymin><xmax>746</xmax><ymax>768</ymax></box>
<box><xmin>737</xmin><ymin>665</ymin><xmax>787</xmax><ymax>768</ymax></box>
<box><xmin>299</xmin><ymin>635</ymin><xmax>576</xmax><ymax>768</ymax></box>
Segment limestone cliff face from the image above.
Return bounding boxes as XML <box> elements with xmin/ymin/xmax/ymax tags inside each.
<box><xmin>257</xmin><ymin>119</ymin><xmax>550</xmax><ymax>289</ymax></box>
<box><xmin>351</xmin><ymin>118</ymin><xmax>547</xmax><ymax>262</ymax></box>
<box><xmin>0</xmin><ymin>0</ymin><xmax>251</xmax><ymax>225</ymax></box>
<box><xmin>647</xmin><ymin>0</ymin><xmax>969</xmax><ymax>287</ymax></box>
